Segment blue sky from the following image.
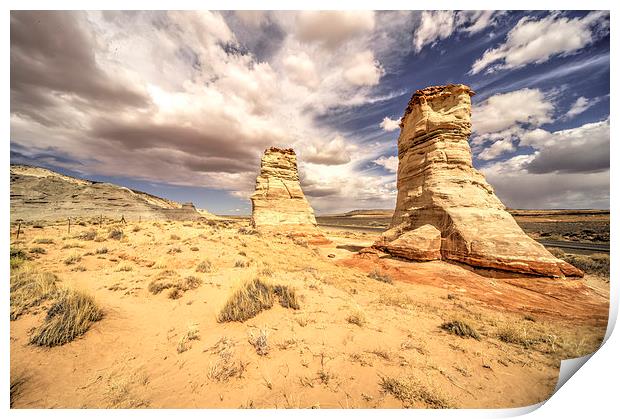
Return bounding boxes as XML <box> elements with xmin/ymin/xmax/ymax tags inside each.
<box><xmin>10</xmin><ymin>11</ymin><xmax>610</xmax><ymax>214</ymax></box>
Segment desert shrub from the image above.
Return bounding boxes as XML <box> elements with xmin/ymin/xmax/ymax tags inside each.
<box><xmin>10</xmin><ymin>373</ymin><xmax>27</xmax><ymax>408</ymax></box>
<box><xmin>379</xmin><ymin>375</ymin><xmax>451</xmax><ymax>409</ymax></box>
<box><xmin>10</xmin><ymin>247</ymin><xmax>28</xmax><ymax>270</ymax></box>
<box><xmin>95</xmin><ymin>247</ymin><xmax>108</xmax><ymax>255</ymax></box>
<box><xmin>248</xmin><ymin>328</ymin><xmax>270</xmax><ymax>356</ymax></box>
<box><xmin>238</xmin><ymin>227</ymin><xmax>258</xmax><ymax>235</ymax></box>
<box><xmin>108</xmin><ymin>227</ymin><xmax>123</xmax><ymax>240</ymax></box>
<box><xmin>190</xmin><ymin>246</ymin><xmax>199</xmax><ymax>252</ymax></box>
<box><xmin>132</xmin><ymin>225</ymin><xmax>141</xmax><ymax>232</ymax></box>
<box><xmin>234</xmin><ymin>260</ymin><xmax>249</xmax><ymax>268</ymax></box>
<box><xmin>177</xmin><ymin>325</ymin><xmax>200</xmax><ymax>353</ymax></box>
<box><xmin>76</xmin><ymin>229</ymin><xmax>97</xmax><ymax>241</ymax></box>
<box><xmin>61</xmin><ymin>242</ymin><xmax>84</xmax><ymax>249</ymax></box>
<box><xmin>217</xmin><ymin>278</ymin><xmax>299</xmax><ymax>323</ymax></box>
<box><xmin>168</xmin><ymin>288</ymin><xmax>183</xmax><ymax>299</ymax></box>
<box><xmin>561</xmin><ymin>252</ymin><xmax>609</xmax><ymax>278</ymax></box>
<box><xmin>64</xmin><ymin>253</ymin><xmax>82</xmax><ymax>265</ymax></box>
<box><xmin>170</xmin><ymin>234</ymin><xmax>181</xmax><ymax>240</ymax></box>
<box><xmin>181</xmin><ymin>276</ymin><xmax>202</xmax><ymax>290</ymax></box>
<box><xmin>369</xmin><ymin>269</ymin><xmax>393</xmax><ymax>284</ymax></box>
<box><xmin>496</xmin><ymin>324</ymin><xmax>533</xmax><ymax>348</ymax></box>
<box><xmin>30</xmin><ymin>288</ymin><xmax>103</xmax><ymax>347</ymax></box>
<box><xmin>34</xmin><ymin>238</ymin><xmax>54</xmax><ymax>244</ymax></box>
<box><xmin>346</xmin><ymin>307</ymin><xmax>367</xmax><ymax>327</ymax></box>
<box><xmin>167</xmin><ymin>246</ymin><xmax>182</xmax><ymax>254</ymax></box>
<box><xmin>440</xmin><ymin>320</ymin><xmax>480</xmax><ymax>340</ymax></box>
<box><xmin>148</xmin><ymin>278</ymin><xmax>176</xmax><ymax>294</ymax></box>
<box><xmin>115</xmin><ymin>263</ymin><xmax>133</xmax><ymax>272</ymax></box>
<box><xmin>196</xmin><ymin>261</ymin><xmax>211</xmax><ymax>273</ymax></box>
<box><xmin>10</xmin><ymin>267</ymin><xmax>58</xmax><ymax>320</ymax></box>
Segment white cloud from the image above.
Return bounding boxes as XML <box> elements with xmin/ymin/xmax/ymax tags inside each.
<box><xmin>374</xmin><ymin>155</ymin><xmax>399</xmax><ymax>172</ymax></box>
<box><xmin>471</xmin><ymin>11</ymin><xmax>609</xmax><ymax>74</ymax></box>
<box><xmin>414</xmin><ymin>11</ymin><xmax>502</xmax><ymax>53</ymax></box>
<box><xmin>478</xmin><ymin>138</ymin><xmax>516</xmax><ymax>160</ymax></box>
<box><xmin>283</xmin><ymin>52</ymin><xmax>319</xmax><ymax>89</ymax></box>
<box><xmin>296</xmin><ymin>11</ymin><xmax>375</xmax><ymax>49</ymax></box>
<box><xmin>343</xmin><ymin>50</ymin><xmax>384</xmax><ymax>86</ymax></box>
<box><xmin>564</xmin><ymin>96</ymin><xmax>601</xmax><ymax>119</ymax></box>
<box><xmin>413</xmin><ymin>11</ymin><xmax>455</xmax><ymax>53</ymax></box>
<box><xmin>302</xmin><ymin>135</ymin><xmax>354</xmax><ymax>166</ymax></box>
<box><xmin>380</xmin><ymin>116</ymin><xmax>400</xmax><ymax>132</ymax></box>
<box><xmin>472</xmin><ymin>88</ymin><xmax>554</xmax><ymax>135</ymax></box>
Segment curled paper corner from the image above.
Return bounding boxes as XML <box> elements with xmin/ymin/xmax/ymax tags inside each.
<box><xmin>553</xmin><ymin>353</ymin><xmax>594</xmax><ymax>393</ymax></box>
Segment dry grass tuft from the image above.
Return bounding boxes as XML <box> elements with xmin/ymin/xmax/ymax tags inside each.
<box><xmin>10</xmin><ymin>373</ymin><xmax>28</xmax><ymax>408</ymax></box>
<box><xmin>115</xmin><ymin>263</ymin><xmax>133</xmax><ymax>272</ymax></box>
<box><xmin>177</xmin><ymin>324</ymin><xmax>200</xmax><ymax>353</ymax></box>
<box><xmin>369</xmin><ymin>269</ymin><xmax>393</xmax><ymax>284</ymax></box>
<box><xmin>496</xmin><ymin>323</ymin><xmax>533</xmax><ymax>348</ymax></box>
<box><xmin>33</xmin><ymin>237</ymin><xmax>54</xmax><ymax>244</ymax></box>
<box><xmin>108</xmin><ymin>227</ymin><xmax>123</xmax><ymax>240</ymax></box>
<box><xmin>379</xmin><ymin>375</ymin><xmax>451</xmax><ymax>408</ymax></box>
<box><xmin>206</xmin><ymin>337</ymin><xmax>248</xmax><ymax>382</ymax></box>
<box><xmin>441</xmin><ymin>320</ymin><xmax>480</xmax><ymax>340</ymax></box>
<box><xmin>95</xmin><ymin>246</ymin><xmax>108</xmax><ymax>254</ymax></box>
<box><xmin>196</xmin><ymin>260</ymin><xmax>211</xmax><ymax>273</ymax></box>
<box><xmin>248</xmin><ymin>328</ymin><xmax>270</xmax><ymax>356</ymax></box>
<box><xmin>29</xmin><ymin>247</ymin><xmax>46</xmax><ymax>255</ymax></box>
<box><xmin>64</xmin><ymin>253</ymin><xmax>82</xmax><ymax>265</ymax></box>
<box><xmin>346</xmin><ymin>307</ymin><xmax>367</xmax><ymax>327</ymax></box>
<box><xmin>76</xmin><ymin>229</ymin><xmax>97</xmax><ymax>241</ymax></box>
<box><xmin>217</xmin><ymin>278</ymin><xmax>300</xmax><ymax>323</ymax></box>
<box><xmin>30</xmin><ymin>288</ymin><xmax>103</xmax><ymax>347</ymax></box>
<box><xmin>170</xmin><ymin>234</ymin><xmax>181</xmax><ymax>240</ymax></box>
<box><xmin>10</xmin><ymin>267</ymin><xmax>58</xmax><ymax>320</ymax></box>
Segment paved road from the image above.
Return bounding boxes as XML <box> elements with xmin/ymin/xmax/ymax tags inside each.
<box><xmin>318</xmin><ymin>223</ymin><xmax>609</xmax><ymax>254</ymax></box>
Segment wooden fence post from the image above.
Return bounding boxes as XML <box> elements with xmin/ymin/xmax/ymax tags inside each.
<box><xmin>16</xmin><ymin>222</ymin><xmax>21</xmax><ymax>240</ymax></box>
<box><xmin>68</xmin><ymin>218</ymin><xmax>71</xmax><ymax>234</ymax></box>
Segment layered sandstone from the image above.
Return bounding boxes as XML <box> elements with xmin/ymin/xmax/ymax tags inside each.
<box><xmin>251</xmin><ymin>148</ymin><xmax>326</xmax><ymax>241</ymax></box>
<box><xmin>375</xmin><ymin>84</ymin><xmax>583</xmax><ymax>277</ymax></box>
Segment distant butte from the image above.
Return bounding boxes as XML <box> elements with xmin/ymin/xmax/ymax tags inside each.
<box><xmin>374</xmin><ymin>84</ymin><xmax>583</xmax><ymax>278</ymax></box>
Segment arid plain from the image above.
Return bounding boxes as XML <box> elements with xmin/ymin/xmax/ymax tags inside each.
<box><xmin>10</xmin><ymin>212</ymin><xmax>609</xmax><ymax>408</ymax></box>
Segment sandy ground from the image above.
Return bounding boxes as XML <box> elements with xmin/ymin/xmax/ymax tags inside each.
<box><xmin>10</xmin><ymin>220</ymin><xmax>609</xmax><ymax>409</ymax></box>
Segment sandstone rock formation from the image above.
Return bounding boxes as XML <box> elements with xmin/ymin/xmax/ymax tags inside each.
<box><xmin>10</xmin><ymin>164</ymin><xmax>212</xmax><ymax>222</ymax></box>
<box><xmin>375</xmin><ymin>84</ymin><xmax>583</xmax><ymax>277</ymax></box>
<box><xmin>251</xmin><ymin>148</ymin><xmax>327</xmax><ymax>242</ymax></box>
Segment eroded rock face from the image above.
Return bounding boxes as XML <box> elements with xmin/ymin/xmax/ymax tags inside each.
<box><xmin>375</xmin><ymin>84</ymin><xmax>583</xmax><ymax>278</ymax></box>
<box><xmin>251</xmin><ymin>148</ymin><xmax>326</xmax><ymax>242</ymax></box>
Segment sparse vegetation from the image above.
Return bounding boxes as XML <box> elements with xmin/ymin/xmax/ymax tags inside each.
<box><xmin>217</xmin><ymin>278</ymin><xmax>299</xmax><ymax>323</ymax></box>
<box><xmin>196</xmin><ymin>260</ymin><xmax>211</xmax><ymax>273</ymax></box>
<box><xmin>369</xmin><ymin>268</ymin><xmax>393</xmax><ymax>284</ymax></box>
<box><xmin>177</xmin><ymin>324</ymin><xmax>200</xmax><ymax>353</ymax></box>
<box><xmin>76</xmin><ymin>229</ymin><xmax>97</xmax><ymax>241</ymax></box>
<box><xmin>30</xmin><ymin>288</ymin><xmax>103</xmax><ymax>347</ymax></box>
<box><xmin>63</xmin><ymin>253</ymin><xmax>82</xmax><ymax>265</ymax></box>
<box><xmin>207</xmin><ymin>337</ymin><xmax>247</xmax><ymax>382</ymax></box>
<box><xmin>96</xmin><ymin>247</ymin><xmax>108</xmax><ymax>255</ymax></box>
<box><xmin>248</xmin><ymin>328</ymin><xmax>270</xmax><ymax>356</ymax></box>
<box><xmin>170</xmin><ymin>234</ymin><xmax>181</xmax><ymax>240</ymax></box>
<box><xmin>167</xmin><ymin>246</ymin><xmax>182</xmax><ymax>254</ymax></box>
<box><xmin>11</xmin><ymin>247</ymin><xmax>28</xmax><ymax>270</ymax></box>
<box><xmin>497</xmin><ymin>324</ymin><xmax>533</xmax><ymax>348</ymax></box>
<box><xmin>10</xmin><ymin>373</ymin><xmax>27</xmax><ymax>408</ymax></box>
<box><xmin>115</xmin><ymin>263</ymin><xmax>133</xmax><ymax>272</ymax></box>
<box><xmin>10</xmin><ymin>267</ymin><xmax>58</xmax><ymax>320</ymax></box>
<box><xmin>34</xmin><ymin>237</ymin><xmax>54</xmax><ymax>244</ymax></box>
<box><xmin>148</xmin><ymin>272</ymin><xmax>202</xmax><ymax>298</ymax></box>
<box><xmin>379</xmin><ymin>375</ymin><xmax>451</xmax><ymax>409</ymax></box>
<box><xmin>108</xmin><ymin>227</ymin><xmax>123</xmax><ymax>240</ymax></box>
<box><xmin>551</xmin><ymin>249</ymin><xmax>610</xmax><ymax>278</ymax></box>
<box><xmin>29</xmin><ymin>246</ymin><xmax>47</xmax><ymax>254</ymax></box>
<box><xmin>346</xmin><ymin>307</ymin><xmax>367</xmax><ymax>327</ymax></box>
<box><xmin>234</xmin><ymin>259</ymin><xmax>249</xmax><ymax>268</ymax></box>
<box><xmin>441</xmin><ymin>320</ymin><xmax>481</xmax><ymax>340</ymax></box>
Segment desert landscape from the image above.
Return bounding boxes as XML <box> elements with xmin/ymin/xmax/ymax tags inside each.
<box><xmin>9</xmin><ymin>85</ymin><xmax>609</xmax><ymax>409</ymax></box>
<box><xmin>9</xmin><ymin>9</ymin><xmax>611</xmax><ymax>411</ymax></box>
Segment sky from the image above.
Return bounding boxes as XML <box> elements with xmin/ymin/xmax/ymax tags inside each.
<box><xmin>10</xmin><ymin>10</ymin><xmax>610</xmax><ymax>214</ymax></box>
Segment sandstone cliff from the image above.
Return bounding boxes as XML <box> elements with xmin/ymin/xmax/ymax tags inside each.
<box><xmin>375</xmin><ymin>84</ymin><xmax>583</xmax><ymax>277</ymax></box>
<box><xmin>10</xmin><ymin>165</ymin><xmax>212</xmax><ymax>222</ymax></box>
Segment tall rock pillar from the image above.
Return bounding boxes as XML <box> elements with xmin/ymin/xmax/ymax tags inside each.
<box><xmin>376</xmin><ymin>84</ymin><xmax>582</xmax><ymax>277</ymax></box>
